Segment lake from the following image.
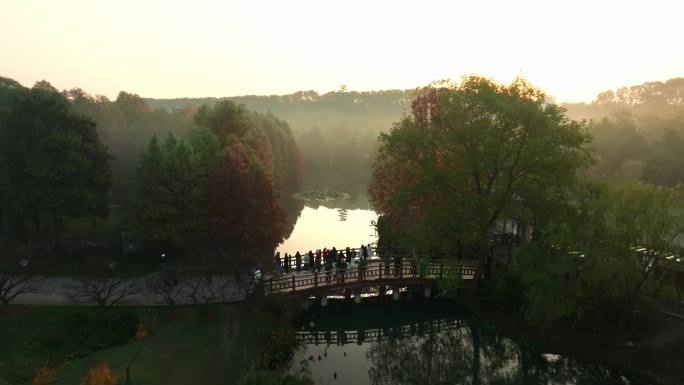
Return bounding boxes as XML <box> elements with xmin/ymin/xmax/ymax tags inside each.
<box><xmin>290</xmin><ymin>299</ymin><xmax>644</xmax><ymax>385</ymax></box>
<box><xmin>277</xmin><ymin>196</ymin><xmax>378</xmax><ymax>255</ymax></box>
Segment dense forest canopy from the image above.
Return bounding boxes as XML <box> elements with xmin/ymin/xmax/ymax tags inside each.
<box><xmin>0</xmin><ymin>76</ymin><xmax>300</xmax><ymax>268</ymax></box>
<box><xmin>0</xmin><ymin>78</ymin><xmax>112</xmax><ymax>238</ymax></box>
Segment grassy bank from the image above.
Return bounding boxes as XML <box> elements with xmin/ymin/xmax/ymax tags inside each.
<box><xmin>0</xmin><ymin>297</ymin><xmax>305</xmax><ymax>385</ymax></box>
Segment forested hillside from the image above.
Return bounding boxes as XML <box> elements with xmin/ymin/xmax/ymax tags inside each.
<box><xmin>146</xmin><ymin>90</ymin><xmax>412</xmax><ymax>192</ymax></box>
<box><xmin>146</xmin><ymin>78</ymin><xmax>684</xmax><ymax>189</ymax></box>
<box><xmin>562</xmin><ymin>78</ymin><xmax>684</xmax><ymax>185</ymax></box>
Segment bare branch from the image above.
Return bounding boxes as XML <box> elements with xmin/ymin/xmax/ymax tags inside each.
<box><xmin>64</xmin><ymin>276</ymin><xmax>142</xmax><ymax>308</ymax></box>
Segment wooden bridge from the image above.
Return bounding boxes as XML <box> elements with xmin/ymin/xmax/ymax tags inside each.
<box><xmin>265</xmin><ymin>259</ymin><xmax>478</xmax><ymax>295</ymax></box>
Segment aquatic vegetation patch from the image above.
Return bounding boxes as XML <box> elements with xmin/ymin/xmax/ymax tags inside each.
<box><xmin>292</xmin><ymin>190</ymin><xmax>351</xmax><ymax>202</ymax></box>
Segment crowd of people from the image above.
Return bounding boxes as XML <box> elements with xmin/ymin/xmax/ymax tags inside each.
<box><xmin>273</xmin><ymin>244</ymin><xmax>376</xmax><ymax>279</ymax></box>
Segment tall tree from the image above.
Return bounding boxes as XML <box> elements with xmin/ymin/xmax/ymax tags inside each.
<box><xmin>132</xmin><ymin>128</ymin><xmax>220</xmax><ymax>246</ymax></box>
<box><xmin>0</xmin><ymin>81</ymin><xmax>112</xmax><ymax>236</ymax></box>
<box><xmin>207</xmin><ymin>136</ymin><xmax>286</xmax><ymax>267</ymax></box>
<box><xmin>369</xmin><ymin>76</ymin><xmax>592</xmax><ymax>284</ymax></box>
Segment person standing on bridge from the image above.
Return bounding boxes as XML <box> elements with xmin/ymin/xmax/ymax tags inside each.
<box><xmin>274</xmin><ymin>252</ymin><xmax>282</xmax><ymax>274</ymax></box>
<box><xmin>295</xmin><ymin>251</ymin><xmax>302</xmax><ymax>272</ymax></box>
<box><xmin>345</xmin><ymin>247</ymin><xmax>352</xmax><ymax>264</ymax></box>
<box><xmin>359</xmin><ymin>251</ymin><xmax>367</xmax><ymax>279</ymax></box>
<box><xmin>284</xmin><ymin>253</ymin><xmax>291</xmax><ymax>273</ymax></box>
<box><xmin>325</xmin><ymin>256</ymin><xmax>332</xmax><ymax>283</ymax></box>
<box><xmin>308</xmin><ymin>250</ymin><xmax>315</xmax><ymax>271</ymax></box>
<box><xmin>361</xmin><ymin>244</ymin><xmax>369</xmax><ymax>263</ymax></box>
<box><xmin>337</xmin><ymin>256</ymin><xmax>347</xmax><ymax>282</ymax></box>
<box><xmin>315</xmin><ymin>250</ymin><xmax>322</xmax><ymax>272</ymax></box>
<box><xmin>331</xmin><ymin>247</ymin><xmax>338</xmax><ymax>264</ymax></box>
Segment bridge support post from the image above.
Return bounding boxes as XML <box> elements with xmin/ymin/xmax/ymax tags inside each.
<box><xmin>320</xmin><ymin>296</ymin><xmax>328</xmax><ymax>307</ymax></box>
<box><xmin>392</xmin><ymin>286</ymin><xmax>400</xmax><ymax>301</ymax></box>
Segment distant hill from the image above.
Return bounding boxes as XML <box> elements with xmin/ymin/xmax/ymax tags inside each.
<box><xmin>562</xmin><ymin>77</ymin><xmax>684</xmax><ymax>123</ymax></box>
<box><xmin>145</xmin><ymin>89</ymin><xmax>412</xmax><ymax>134</ymax></box>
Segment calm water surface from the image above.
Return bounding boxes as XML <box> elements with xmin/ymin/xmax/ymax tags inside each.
<box><xmin>280</xmin><ymin>195</ymin><xmax>647</xmax><ymax>385</ymax></box>
<box><xmin>277</xmin><ymin>205</ymin><xmax>378</xmax><ymax>255</ymax></box>
<box><xmin>290</xmin><ymin>299</ymin><xmax>648</xmax><ymax>385</ymax></box>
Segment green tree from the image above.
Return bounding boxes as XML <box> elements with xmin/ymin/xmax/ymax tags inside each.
<box><xmin>503</xmin><ymin>180</ymin><xmax>683</xmax><ymax>329</ymax></box>
<box><xmin>194</xmin><ymin>100</ymin><xmax>250</xmax><ymax>144</ymax></box>
<box><xmin>0</xmin><ymin>81</ymin><xmax>112</xmax><ymax>236</ymax></box>
<box><xmin>132</xmin><ymin>128</ymin><xmax>220</xmax><ymax>246</ymax></box>
<box><xmin>369</xmin><ymin>76</ymin><xmax>592</xmax><ymax>284</ymax></box>
<box><xmin>643</xmin><ymin>129</ymin><xmax>684</xmax><ymax>186</ymax></box>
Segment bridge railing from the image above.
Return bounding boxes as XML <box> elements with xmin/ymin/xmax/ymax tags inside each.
<box><xmin>275</xmin><ymin>237</ymin><xmax>519</xmax><ymax>272</ymax></box>
<box><xmin>266</xmin><ymin>260</ymin><xmax>477</xmax><ymax>294</ymax></box>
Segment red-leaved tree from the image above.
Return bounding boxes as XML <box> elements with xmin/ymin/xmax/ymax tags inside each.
<box><xmin>208</xmin><ymin>136</ymin><xmax>286</xmax><ymax>269</ymax></box>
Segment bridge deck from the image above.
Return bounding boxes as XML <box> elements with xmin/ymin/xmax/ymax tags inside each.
<box><xmin>266</xmin><ymin>261</ymin><xmax>476</xmax><ymax>295</ymax></box>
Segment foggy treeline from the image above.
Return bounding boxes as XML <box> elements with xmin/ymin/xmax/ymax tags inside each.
<box><xmin>563</xmin><ymin>78</ymin><xmax>684</xmax><ymax>186</ymax></box>
<box><xmin>146</xmin><ymin>90</ymin><xmax>412</xmax><ymax>195</ymax></box>
<box><xmin>147</xmin><ymin>77</ymin><xmax>684</xmax><ymax>192</ymax></box>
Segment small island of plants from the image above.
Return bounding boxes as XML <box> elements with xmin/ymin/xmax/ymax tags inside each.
<box><xmin>292</xmin><ymin>190</ymin><xmax>351</xmax><ymax>202</ymax></box>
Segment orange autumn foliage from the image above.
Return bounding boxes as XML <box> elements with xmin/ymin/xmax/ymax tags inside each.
<box><xmin>135</xmin><ymin>323</ymin><xmax>147</xmax><ymax>341</ymax></box>
<box><xmin>79</xmin><ymin>362</ymin><xmax>117</xmax><ymax>385</ymax></box>
<box><xmin>31</xmin><ymin>363</ymin><xmax>54</xmax><ymax>385</ymax></box>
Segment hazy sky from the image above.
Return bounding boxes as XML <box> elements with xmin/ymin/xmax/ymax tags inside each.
<box><xmin>1</xmin><ymin>0</ymin><xmax>682</xmax><ymax>102</ymax></box>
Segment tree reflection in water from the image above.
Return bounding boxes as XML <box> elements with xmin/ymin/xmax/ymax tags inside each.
<box><xmin>366</xmin><ymin>323</ymin><xmax>632</xmax><ymax>385</ymax></box>
<box><xmin>294</xmin><ymin>300</ymin><xmax>640</xmax><ymax>385</ymax></box>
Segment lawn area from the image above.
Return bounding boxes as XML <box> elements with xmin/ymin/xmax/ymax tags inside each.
<box><xmin>0</xmin><ymin>299</ymin><xmax>300</xmax><ymax>385</ymax></box>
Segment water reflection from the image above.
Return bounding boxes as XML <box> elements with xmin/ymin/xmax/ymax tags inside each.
<box><xmin>280</xmin><ymin>195</ymin><xmax>305</xmax><ymax>241</ymax></box>
<box><xmin>292</xmin><ymin>300</ymin><xmax>641</xmax><ymax>385</ymax></box>
<box><xmin>277</xmin><ymin>194</ymin><xmax>377</xmax><ymax>255</ymax></box>
<box><xmin>337</xmin><ymin>208</ymin><xmax>348</xmax><ymax>222</ymax></box>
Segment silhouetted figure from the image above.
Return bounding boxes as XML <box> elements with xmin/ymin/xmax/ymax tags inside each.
<box><xmin>345</xmin><ymin>247</ymin><xmax>352</xmax><ymax>264</ymax></box>
<box><xmin>295</xmin><ymin>251</ymin><xmax>302</xmax><ymax>272</ymax></box>
<box><xmin>284</xmin><ymin>253</ymin><xmax>291</xmax><ymax>273</ymax></box>
<box><xmin>325</xmin><ymin>258</ymin><xmax>332</xmax><ymax>283</ymax></box>
<box><xmin>359</xmin><ymin>254</ymin><xmax>367</xmax><ymax>279</ymax></box>
<box><xmin>315</xmin><ymin>250</ymin><xmax>322</xmax><ymax>271</ymax></box>
<box><xmin>331</xmin><ymin>247</ymin><xmax>338</xmax><ymax>263</ymax></box>
<box><xmin>308</xmin><ymin>250</ymin><xmax>315</xmax><ymax>271</ymax></box>
<box><xmin>274</xmin><ymin>252</ymin><xmax>282</xmax><ymax>274</ymax></box>
<box><xmin>338</xmin><ymin>258</ymin><xmax>347</xmax><ymax>282</ymax></box>
<box><xmin>361</xmin><ymin>244</ymin><xmax>369</xmax><ymax>263</ymax></box>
